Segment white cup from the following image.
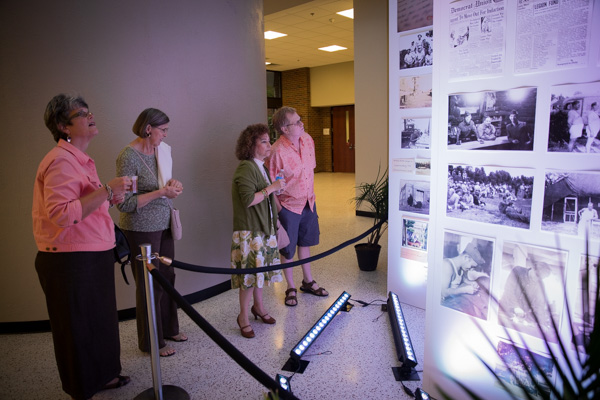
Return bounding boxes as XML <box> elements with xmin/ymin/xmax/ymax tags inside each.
<box><xmin>130</xmin><ymin>176</ymin><xmax>138</xmax><ymax>193</ymax></box>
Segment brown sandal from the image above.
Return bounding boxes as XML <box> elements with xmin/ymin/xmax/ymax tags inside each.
<box><xmin>300</xmin><ymin>280</ymin><xmax>328</xmax><ymax>297</ymax></box>
<box><xmin>285</xmin><ymin>288</ymin><xmax>298</xmax><ymax>307</ymax></box>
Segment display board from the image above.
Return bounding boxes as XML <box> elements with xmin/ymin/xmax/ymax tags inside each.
<box><xmin>389</xmin><ymin>1</ymin><xmax>600</xmax><ymax>398</ymax></box>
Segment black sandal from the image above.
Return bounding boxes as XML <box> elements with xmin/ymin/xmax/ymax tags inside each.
<box><xmin>300</xmin><ymin>280</ymin><xmax>328</xmax><ymax>297</ymax></box>
<box><xmin>285</xmin><ymin>288</ymin><xmax>298</xmax><ymax>306</ymax></box>
<box><xmin>103</xmin><ymin>375</ymin><xmax>131</xmax><ymax>390</ymax></box>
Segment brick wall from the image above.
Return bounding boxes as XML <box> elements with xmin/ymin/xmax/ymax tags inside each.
<box><xmin>281</xmin><ymin>68</ymin><xmax>333</xmax><ymax>172</ymax></box>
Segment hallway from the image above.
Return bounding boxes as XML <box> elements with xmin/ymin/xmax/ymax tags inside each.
<box><xmin>0</xmin><ymin>173</ymin><xmax>426</xmax><ymax>400</ymax></box>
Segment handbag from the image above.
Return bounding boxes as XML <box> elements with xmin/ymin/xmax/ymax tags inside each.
<box><xmin>169</xmin><ymin>200</ymin><xmax>183</xmax><ymax>241</ymax></box>
<box><xmin>114</xmin><ymin>224</ymin><xmax>132</xmax><ymax>284</ymax></box>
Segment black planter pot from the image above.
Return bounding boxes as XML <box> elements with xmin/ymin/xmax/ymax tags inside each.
<box><xmin>354</xmin><ymin>243</ymin><xmax>381</xmax><ymax>271</ymax></box>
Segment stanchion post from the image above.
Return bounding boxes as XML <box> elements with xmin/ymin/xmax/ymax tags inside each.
<box><xmin>134</xmin><ymin>244</ymin><xmax>190</xmax><ymax>400</ymax></box>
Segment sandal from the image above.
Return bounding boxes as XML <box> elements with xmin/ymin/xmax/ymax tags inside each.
<box><xmin>300</xmin><ymin>280</ymin><xmax>328</xmax><ymax>297</ymax></box>
<box><xmin>165</xmin><ymin>333</ymin><xmax>188</xmax><ymax>342</ymax></box>
<box><xmin>159</xmin><ymin>345</ymin><xmax>176</xmax><ymax>357</ymax></box>
<box><xmin>102</xmin><ymin>375</ymin><xmax>131</xmax><ymax>390</ymax></box>
<box><xmin>285</xmin><ymin>288</ymin><xmax>298</xmax><ymax>307</ymax></box>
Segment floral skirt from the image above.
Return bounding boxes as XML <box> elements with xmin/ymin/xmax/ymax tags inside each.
<box><xmin>231</xmin><ymin>230</ymin><xmax>283</xmax><ymax>289</ymax></box>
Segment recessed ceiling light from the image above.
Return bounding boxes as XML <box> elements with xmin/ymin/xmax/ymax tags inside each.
<box><xmin>318</xmin><ymin>45</ymin><xmax>347</xmax><ymax>52</ymax></box>
<box><xmin>337</xmin><ymin>9</ymin><xmax>354</xmax><ymax>19</ymax></box>
<box><xmin>264</xmin><ymin>31</ymin><xmax>287</xmax><ymax>40</ymax></box>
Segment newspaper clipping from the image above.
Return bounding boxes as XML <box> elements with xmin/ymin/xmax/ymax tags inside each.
<box><xmin>448</xmin><ymin>0</ymin><xmax>506</xmax><ymax>80</ymax></box>
<box><xmin>515</xmin><ymin>0</ymin><xmax>593</xmax><ymax>74</ymax></box>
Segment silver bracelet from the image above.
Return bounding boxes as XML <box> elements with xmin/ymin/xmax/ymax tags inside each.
<box><xmin>104</xmin><ymin>184</ymin><xmax>113</xmax><ymax>202</ymax></box>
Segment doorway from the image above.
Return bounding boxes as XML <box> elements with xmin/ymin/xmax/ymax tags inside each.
<box><xmin>332</xmin><ymin>105</ymin><xmax>355</xmax><ymax>172</ymax></box>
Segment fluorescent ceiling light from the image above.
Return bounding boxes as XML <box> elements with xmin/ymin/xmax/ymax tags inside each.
<box><xmin>318</xmin><ymin>45</ymin><xmax>347</xmax><ymax>52</ymax></box>
<box><xmin>264</xmin><ymin>31</ymin><xmax>287</xmax><ymax>40</ymax></box>
<box><xmin>337</xmin><ymin>9</ymin><xmax>354</xmax><ymax>19</ymax></box>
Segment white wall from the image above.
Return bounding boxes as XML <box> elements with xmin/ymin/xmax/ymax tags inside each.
<box><xmin>310</xmin><ymin>61</ymin><xmax>355</xmax><ymax>107</ymax></box>
<box><xmin>354</xmin><ymin>0</ymin><xmax>389</xmax><ymax>194</ymax></box>
<box><xmin>0</xmin><ymin>0</ymin><xmax>266</xmax><ymax>322</ymax></box>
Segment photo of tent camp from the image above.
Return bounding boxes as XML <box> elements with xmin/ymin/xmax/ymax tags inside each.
<box><xmin>494</xmin><ymin>340</ymin><xmax>554</xmax><ymax>400</ymax></box>
<box><xmin>399</xmin><ymin>179</ymin><xmax>430</xmax><ymax>215</ymax></box>
<box><xmin>447</xmin><ymin>164</ymin><xmax>533</xmax><ymax>229</ymax></box>
<box><xmin>548</xmin><ymin>81</ymin><xmax>600</xmax><ymax>153</ymax></box>
<box><xmin>541</xmin><ymin>171</ymin><xmax>600</xmax><ymax>239</ymax></box>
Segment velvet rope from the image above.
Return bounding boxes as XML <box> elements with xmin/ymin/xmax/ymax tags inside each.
<box><xmin>150</xmin><ymin>268</ymin><xmax>300</xmax><ymax>400</ymax></box>
<box><xmin>171</xmin><ymin>218</ymin><xmax>386</xmax><ymax>275</ymax></box>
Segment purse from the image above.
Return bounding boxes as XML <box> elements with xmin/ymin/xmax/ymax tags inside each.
<box><xmin>168</xmin><ymin>200</ymin><xmax>182</xmax><ymax>240</ymax></box>
<box><xmin>114</xmin><ymin>224</ymin><xmax>132</xmax><ymax>284</ymax></box>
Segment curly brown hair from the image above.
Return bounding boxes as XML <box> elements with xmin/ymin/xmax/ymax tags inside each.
<box><xmin>235</xmin><ymin>123</ymin><xmax>269</xmax><ymax>160</ymax></box>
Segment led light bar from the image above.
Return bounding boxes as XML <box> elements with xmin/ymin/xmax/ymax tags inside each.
<box><xmin>290</xmin><ymin>291</ymin><xmax>351</xmax><ymax>361</ymax></box>
<box><xmin>415</xmin><ymin>388</ymin><xmax>430</xmax><ymax>400</ymax></box>
<box><xmin>276</xmin><ymin>374</ymin><xmax>292</xmax><ymax>394</ymax></box>
<box><xmin>388</xmin><ymin>291</ymin><xmax>420</xmax><ymax>381</ymax></box>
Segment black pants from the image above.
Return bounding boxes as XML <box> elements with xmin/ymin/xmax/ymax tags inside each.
<box><xmin>36</xmin><ymin>250</ymin><xmax>121</xmax><ymax>400</ymax></box>
<box><xmin>124</xmin><ymin>229</ymin><xmax>179</xmax><ymax>352</ymax></box>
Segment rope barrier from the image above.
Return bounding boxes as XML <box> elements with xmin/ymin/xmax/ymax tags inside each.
<box><xmin>150</xmin><ymin>268</ymin><xmax>300</xmax><ymax>400</ymax></box>
<box><xmin>171</xmin><ymin>219</ymin><xmax>386</xmax><ymax>275</ymax></box>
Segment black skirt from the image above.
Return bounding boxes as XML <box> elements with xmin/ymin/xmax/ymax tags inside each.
<box><xmin>35</xmin><ymin>250</ymin><xmax>121</xmax><ymax>400</ymax></box>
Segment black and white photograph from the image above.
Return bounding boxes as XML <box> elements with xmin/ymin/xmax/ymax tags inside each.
<box><xmin>449</xmin><ymin>23</ymin><xmax>469</xmax><ymax>48</ymax></box>
<box><xmin>447</xmin><ymin>165</ymin><xmax>534</xmax><ymax>230</ymax></box>
<box><xmin>548</xmin><ymin>81</ymin><xmax>600</xmax><ymax>153</ymax></box>
<box><xmin>399</xmin><ymin>74</ymin><xmax>432</xmax><ymax>109</ymax></box>
<box><xmin>440</xmin><ymin>231</ymin><xmax>493</xmax><ymax>320</ymax></box>
<box><xmin>494</xmin><ymin>341</ymin><xmax>554</xmax><ymax>400</ymax></box>
<box><xmin>448</xmin><ymin>87</ymin><xmax>537</xmax><ymax>150</ymax></box>
<box><xmin>542</xmin><ymin>171</ymin><xmax>600</xmax><ymax>239</ymax></box>
<box><xmin>415</xmin><ymin>158</ymin><xmax>430</xmax><ymax>175</ymax></box>
<box><xmin>400</xmin><ymin>117</ymin><xmax>430</xmax><ymax>149</ymax></box>
<box><xmin>497</xmin><ymin>242</ymin><xmax>567</xmax><ymax>343</ymax></box>
<box><xmin>397</xmin><ymin>0</ymin><xmax>432</xmax><ymax>33</ymax></box>
<box><xmin>399</xmin><ymin>29</ymin><xmax>433</xmax><ymax>70</ymax></box>
<box><xmin>399</xmin><ymin>179</ymin><xmax>430</xmax><ymax>215</ymax></box>
<box><xmin>572</xmin><ymin>254</ymin><xmax>598</xmax><ymax>353</ymax></box>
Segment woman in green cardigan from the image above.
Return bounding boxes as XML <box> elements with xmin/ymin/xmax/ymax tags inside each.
<box><xmin>231</xmin><ymin>123</ymin><xmax>286</xmax><ymax>338</ymax></box>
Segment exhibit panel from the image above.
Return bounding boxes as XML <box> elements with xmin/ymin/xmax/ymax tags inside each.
<box><xmin>389</xmin><ymin>0</ymin><xmax>600</xmax><ymax>399</ymax></box>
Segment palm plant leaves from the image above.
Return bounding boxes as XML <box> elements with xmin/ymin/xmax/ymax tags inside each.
<box><xmin>354</xmin><ymin>167</ymin><xmax>389</xmax><ymax>245</ymax></box>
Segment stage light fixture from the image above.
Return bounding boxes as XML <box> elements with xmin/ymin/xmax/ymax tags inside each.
<box><xmin>387</xmin><ymin>291</ymin><xmax>420</xmax><ymax>381</ymax></box>
<box><xmin>415</xmin><ymin>388</ymin><xmax>431</xmax><ymax>399</ymax></box>
<box><xmin>283</xmin><ymin>291</ymin><xmax>352</xmax><ymax>373</ymax></box>
<box><xmin>276</xmin><ymin>374</ymin><xmax>292</xmax><ymax>394</ymax></box>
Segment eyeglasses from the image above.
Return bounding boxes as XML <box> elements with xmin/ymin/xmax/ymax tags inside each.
<box><xmin>68</xmin><ymin>109</ymin><xmax>93</xmax><ymax>121</ymax></box>
<box><xmin>154</xmin><ymin>126</ymin><xmax>168</xmax><ymax>134</ymax></box>
<box><xmin>286</xmin><ymin>119</ymin><xmax>303</xmax><ymax>127</ymax></box>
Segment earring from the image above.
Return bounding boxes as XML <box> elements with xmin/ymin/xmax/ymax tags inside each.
<box><xmin>67</xmin><ymin>135</ymin><xmax>71</xmax><ymax>143</ymax></box>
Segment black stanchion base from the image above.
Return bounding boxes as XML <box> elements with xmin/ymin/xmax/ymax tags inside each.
<box><xmin>392</xmin><ymin>366</ymin><xmax>420</xmax><ymax>381</ymax></box>
<box><xmin>134</xmin><ymin>385</ymin><xmax>190</xmax><ymax>400</ymax></box>
<box><xmin>341</xmin><ymin>302</ymin><xmax>353</xmax><ymax>312</ymax></box>
<box><xmin>282</xmin><ymin>357</ymin><xmax>309</xmax><ymax>374</ymax></box>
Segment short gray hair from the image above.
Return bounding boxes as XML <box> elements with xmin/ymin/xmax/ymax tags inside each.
<box><xmin>44</xmin><ymin>94</ymin><xmax>88</xmax><ymax>142</ymax></box>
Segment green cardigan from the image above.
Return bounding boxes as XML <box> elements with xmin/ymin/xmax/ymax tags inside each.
<box><xmin>232</xmin><ymin>160</ymin><xmax>277</xmax><ymax>234</ymax></box>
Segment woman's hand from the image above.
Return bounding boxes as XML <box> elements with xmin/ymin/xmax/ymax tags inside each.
<box><xmin>166</xmin><ymin>179</ymin><xmax>183</xmax><ymax>191</ymax></box>
<box><xmin>272</xmin><ymin>178</ymin><xmax>286</xmax><ymax>193</ymax></box>
<box><xmin>162</xmin><ymin>185</ymin><xmax>182</xmax><ymax>199</ymax></box>
<box><xmin>107</xmin><ymin>176</ymin><xmax>132</xmax><ymax>205</ymax></box>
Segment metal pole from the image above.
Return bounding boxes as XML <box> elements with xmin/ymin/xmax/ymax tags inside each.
<box><xmin>142</xmin><ymin>243</ymin><xmax>163</xmax><ymax>399</ymax></box>
<box><xmin>134</xmin><ymin>245</ymin><xmax>190</xmax><ymax>400</ymax></box>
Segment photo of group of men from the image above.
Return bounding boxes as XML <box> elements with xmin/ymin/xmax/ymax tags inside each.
<box><xmin>447</xmin><ymin>165</ymin><xmax>533</xmax><ymax>230</ymax></box>
<box><xmin>548</xmin><ymin>82</ymin><xmax>600</xmax><ymax>153</ymax></box>
<box><xmin>448</xmin><ymin>88</ymin><xmax>537</xmax><ymax>150</ymax></box>
<box><xmin>399</xmin><ymin>30</ymin><xmax>433</xmax><ymax>70</ymax></box>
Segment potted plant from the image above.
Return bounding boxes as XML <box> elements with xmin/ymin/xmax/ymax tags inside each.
<box><xmin>353</xmin><ymin>167</ymin><xmax>389</xmax><ymax>271</ymax></box>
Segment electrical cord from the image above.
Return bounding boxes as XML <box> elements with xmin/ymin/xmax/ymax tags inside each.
<box><xmin>400</xmin><ymin>380</ymin><xmax>415</xmax><ymax>397</ymax></box>
<box><xmin>349</xmin><ymin>298</ymin><xmax>387</xmax><ymax>307</ymax></box>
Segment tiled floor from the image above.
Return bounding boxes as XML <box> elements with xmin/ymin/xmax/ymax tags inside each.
<box><xmin>0</xmin><ymin>173</ymin><xmax>426</xmax><ymax>400</ymax></box>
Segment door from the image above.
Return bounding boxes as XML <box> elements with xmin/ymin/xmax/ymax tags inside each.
<box><xmin>332</xmin><ymin>105</ymin><xmax>355</xmax><ymax>172</ymax></box>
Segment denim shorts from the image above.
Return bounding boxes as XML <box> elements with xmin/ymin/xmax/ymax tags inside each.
<box><xmin>278</xmin><ymin>202</ymin><xmax>320</xmax><ymax>259</ymax></box>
